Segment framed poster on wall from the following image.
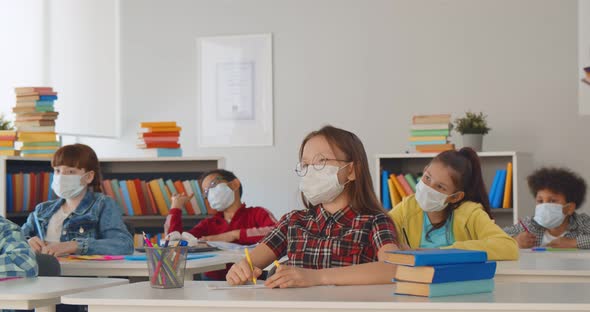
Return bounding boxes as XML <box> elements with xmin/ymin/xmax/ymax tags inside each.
<box><xmin>197</xmin><ymin>34</ymin><xmax>273</xmax><ymax>147</ymax></box>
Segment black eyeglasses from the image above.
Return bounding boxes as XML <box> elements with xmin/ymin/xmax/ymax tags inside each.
<box><xmin>295</xmin><ymin>153</ymin><xmax>350</xmax><ymax>177</ymax></box>
<box><xmin>203</xmin><ymin>176</ymin><xmax>227</xmax><ymax>198</ymax></box>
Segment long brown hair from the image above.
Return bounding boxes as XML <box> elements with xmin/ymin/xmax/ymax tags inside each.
<box><xmin>426</xmin><ymin>147</ymin><xmax>492</xmax><ymax>237</ymax></box>
<box><xmin>299</xmin><ymin>125</ymin><xmax>384</xmax><ymax>215</ymax></box>
<box><xmin>52</xmin><ymin>144</ymin><xmax>103</xmax><ymax>193</ymax></box>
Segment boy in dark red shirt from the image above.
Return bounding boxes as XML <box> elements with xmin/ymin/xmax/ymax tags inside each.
<box><xmin>165</xmin><ymin>169</ymin><xmax>277</xmax><ymax>280</ymax></box>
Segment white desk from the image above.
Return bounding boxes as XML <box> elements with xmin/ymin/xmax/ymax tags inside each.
<box><xmin>0</xmin><ymin>276</ymin><xmax>127</xmax><ymax>312</ymax></box>
<box><xmin>496</xmin><ymin>251</ymin><xmax>590</xmax><ymax>282</ymax></box>
<box><xmin>62</xmin><ymin>280</ymin><xmax>590</xmax><ymax>312</ymax></box>
<box><xmin>59</xmin><ymin>252</ymin><xmax>241</xmax><ymax>280</ymax></box>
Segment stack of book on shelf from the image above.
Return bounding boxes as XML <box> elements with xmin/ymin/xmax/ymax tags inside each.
<box><xmin>387</xmin><ymin>249</ymin><xmax>496</xmax><ymax>297</ymax></box>
<box><xmin>409</xmin><ymin>114</ymin><xmax>454</xmax><ymax>153</ymax></box>
<box><xmin>0</xmin><ymin>130</ymin><xmax>18</xmax><ymax>156</ymax></box>
<box><xmin>137</xmin><ymin>122</ymin><xmax>182</xmax><ymax>157</ymax></box>
<box><xmin>381</xmin><ymin>170</ymin><xmax>421</xmax><ymax>209</ymax></box>
<box><xmin>102</xmin><ymin>178</ymin><xmax>215</xmax><ymax>217</ymax></box>
<box><xmin>488</xmin><ymin>162</ymin><xmax>513</xmax><ymax>209</ymax></box>
<box><xmin>583</xmin><ymin>67</ymin><xmax>590</xmax><ymax>85</ymax></box>
<box><xmin>13</xmin><ymin>87</ymin><xmax>60</xmax><ymax>158</ymax></box>
<box><xmin>6</xmin><ymin>172</ymin><xmax>55</xmax><ymax>214</ymax></box>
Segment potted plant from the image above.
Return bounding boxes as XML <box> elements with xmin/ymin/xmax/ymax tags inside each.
<box><xmin>0</xmin><ymin>114</ymin><xmax>13</xmax><ymax>131</ymax></box>
<box><xmin>454</xmin><ymin>112</ymin><xmax>490</xmax><ymax>152</ymax></box>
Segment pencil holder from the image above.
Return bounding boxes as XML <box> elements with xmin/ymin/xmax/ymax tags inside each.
<box><xmin>146</xmin><ymin>246</ymin><xmax>189</xmax><ymax>289</ymax></box>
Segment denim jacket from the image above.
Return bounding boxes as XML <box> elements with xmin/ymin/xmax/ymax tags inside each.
<box><xmin>21</xmin><ymin>190</ymin><xmax>134</xmax><ymax>255</ymax></box>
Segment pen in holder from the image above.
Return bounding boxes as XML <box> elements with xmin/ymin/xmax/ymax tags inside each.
<box><xmin>146</xmin><ymin>246</ymin><xmax>189</xmax><ymax>289</ymax></box>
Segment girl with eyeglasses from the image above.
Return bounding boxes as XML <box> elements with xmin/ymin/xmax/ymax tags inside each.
<box><xmin>226</xmin><ymin>125</ymin><xmax>398</xmax><ymax>288</ymax></box>
<box><xmin>164</xmin><ymin>169</ymin><xmax>277</xmax><ymax>280</ymax></box>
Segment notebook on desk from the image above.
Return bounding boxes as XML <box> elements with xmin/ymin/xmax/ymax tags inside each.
<box><xmin>135</xmin><ymin>243</ymin><xmax>219</xmax><ymax>253</ymax></box>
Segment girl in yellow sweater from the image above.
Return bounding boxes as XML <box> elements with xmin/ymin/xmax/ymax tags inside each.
<box><xmin>389</xmin><ymin>147</ymin><xmax>518</xmax><ymax>260</ymax></box>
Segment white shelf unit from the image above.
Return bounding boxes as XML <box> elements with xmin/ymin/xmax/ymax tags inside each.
<box><xmin>0</xmin><ymin>156</ymin><xmax>225</xmax><ymax>230</ymax></box>
<box><xmin>375</xmin><ymin>152</ymin><xmax>534</xmax><ymax>228</ymax></box>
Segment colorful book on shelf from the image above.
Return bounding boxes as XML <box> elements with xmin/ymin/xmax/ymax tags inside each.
<box><xmin>138</xmin><ymin>132</ymin><xmax>180</xmax><ymax>138</ymax></box>
<box><xmin>395</xmin><ymin>261</ymin><xmax>496</xmax><ymax>284</ymax></box>
<box><xmin>174</xmin><ymin>180</ymin><xmax>196</xmax><ymax>215</ymax></box>
<box><xmin>15</xmin><ymin>87</ymin><xmax>53</xmax><ymax>95</ymax></box>
<box><xmin>390</xmin><ymin>174</ymin><xmax>407</xmax><ymax>198</ymax></box>
<box><xmin>140</xmin><ymin>181</ymin><xmax>154</xmax><ymax>215</ymax></box>
<box><xmin>394</xmin><ymin>279</ymin><xmax>494</xmax><ymax>298</ymax></box>
<box><xmin>157</xmin><ymin>179</ymin><xmax>172</xmax><ymax>208</ymax></box>
<box><xmin>142</xmin><ymin>137</ymin><xmax>179</xmax><ymax>144</ymax></box>
<box><xmin>126</xmin><ymin>180</ymin><xmax>142</xmax><ymax>216</ymax></box>
<box><xmin>404</xmin><ymin>174</ymin><xmax>417</xmax><ymax>192</ymax></box>
<box><xmin>14</xmin><ymin>173</ymin><xmax>23</xmax><ymax>213</ymax></box>
<box><xmin>410</xmin><ymin>129</ymin><xmax>450</xmax><ymax>137</ymax></box>
<box><xmin>102</xmin><ymin>180</ymin><xmax>115</xmax><ymax>200</ymax></box>
<box><xmin>385</xmin><ymin>249</ymin><xmax>487</xmax><ymax>266</ymax></box>
<box><xmin>22</xmin><ymin>174</ymin><xmax>30</xmax><ymax>213</ymax></box>
<box><xmin>148</xmin><ymin>179</ymin><xmax>169</xmax><ymax>215</ymax></box>
<box><xmin>17</xmin><ymin>132</ymin><xmax>57</xmax><ymax>142</ymax></box>
<box><xmin>408</xmin><ymin>136</ymin><xmax>448</xmax><ymax>142</ymax></box>
<box><xmin>133</xmin><ymin>179</ymin><xmax>148</xmax><ymax>215</ymax></box>
<box><xmin>491</xmin><ymin>169</ymin><xmax>507</xmax><ymax>209</ymax></box>
<box><xmin>137</xmin><ymin>142</ymin><xmax>181</xmax><ymax>149</ymax></box>
<box><xmin>502</xmin><ymin>162</ymin><xmax>513</xmax><ymax>209</ymax></box>
<box><xmin>397</xmin><ymin>174</ymin><xmax>414</xmax><ymax>195</ymax></box>
<box><xmin>118</xmin><ymin>180</ymin><xmax>134</xmax><ymax>216</ymax></box>
<box><xmin>140</xmin><ymin>121</ymin><xmax>177</xmax><ymax>128</ymax></box>
<box><xmin>6</xmin><ymin>174</ymin><xmax>13</xmax><ymax>213</ymax></box>
<box><xmin>489</xmin><ymin>170</ymin><xmax>501</xmax><ymax>208</ymax></box>
<box><xmin>165</xmin><ymin>179</ymin><xmax>187</xmax><ymax>215</ymax></box>
<box><xmin>410</xmin><ymin>123</ymin><xmax>451</xmax><ymax>131</ymax></box>
<box><xmin>412</xmin><ymin>114</ymin><xmax>452</xmax><ymax>125</ymax></box>
<box><xmin>183</xmin><ymin>180</ymin><xmax>200</xmax><ymax>215</ymax></box>
<box><xmin>109</xmin><ymin>180</ymin><xmax>127</xmax><ymax>215</ymax></box>
<box><xmin>415</xmin><ymin>144</ymin><xmax>455</xmax><ymax>153</ymax></box>
<box><xmin>408</xmin><ymin>140</ymin><xmax>448</xmax><ymax>146</ymax></box>
<box><xmin>381</xmin><ymin>171</ymin><xmax>392</xmax><ymax>210</ymax></box>
<box><xmin>388</xmin><ymin>177</ymin><xmax>401</xmax><ymax>206</ymax></box>
<box><xmin>146</xmin><ymin>127</ymin><xmax>182</xmax><ymax>133</ymax></box>
<box><xmin>191</xmin><ymin>179</ymin><xmax>210</xmax><ymax>215</ymax></box>
<box><xmin>29</xmin><ymin>172</ymin><xmax>36</xmax><ymax>211</ymax></box>
<box><xmin>145</xmin><ymin>184</ymin><xmax>158</xmax><ymax>215</ymax></box>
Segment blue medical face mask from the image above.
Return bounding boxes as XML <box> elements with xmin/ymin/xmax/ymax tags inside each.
<box><xmin>51</xmin><ymin>172</ymin><xmax>90</xmax><ymax>199</ymax></box>
<box><xmin>533</xmin><ymin>203</ymin><xmax>567</xmax><ymax>229</ymax></box>
<box><xmin>207</xmin><ymin>183</ymin><xmax>235</xmax><ymax>211</ymax></box>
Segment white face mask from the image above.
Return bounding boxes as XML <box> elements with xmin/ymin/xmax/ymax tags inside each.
<box><xmin>207</xmin><ymin>183</ymin><xmax>235</xmax><ymax>211</ymax></box>
<box><xmin>299</xmin><ymin>164</ymin><xmax>350</xmax><ymax>206</ymax></box>
<box><xmin>533</xmin><ymin>203</ymin><xmax>567</xmax><ymax>229</ymax></box>
<box><xmin>415</xmin><ymin>180</ymin><xmax>453</xmax><ymax>212</ymax></box>
<box><xmin>51</xmin><ymin>173</ymin><xmax>88</xmax><ymax>199</ymax></box>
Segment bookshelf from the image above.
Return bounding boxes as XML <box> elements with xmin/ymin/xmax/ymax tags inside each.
<box><xmin>376</xmin><ymin>152</ymin><xmax>534</xmax><ymax>228</ymax></box>
<box><xmin>0</xmin><ymin>156</ymin><xmax>224</xmax><ymax>232</ymax></box>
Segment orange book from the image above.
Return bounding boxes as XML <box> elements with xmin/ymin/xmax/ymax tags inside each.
<box><xmin>102</xmin><ymin>180</ymin><xmax>115</xmax><ymax>199</ymax></box>
<box><xmin>16</xmin><ymin>95</ymin><xmax>40</xmax><ymax>102</ymax></box>
<box><xmin>147</xmin><ymin>127</ymin><xmax>182</xmax><ymax>133</ymax></box>
<box><xmin>137</xmin><ymin>142</ymin><xmax>181</xmax><ymax>149</ymax></box>
<box><xmin>140</xmin><ymin>122</ymin><xmax>177</xmax><ymax>128</ymax></box>
<box><xmin>388</xmin><ymin>178</ymin><xmax>402</xmax><ymax>206</ymax></box>
<box><xmin>126</xmin><ymin>180</ymin><xmax>142</xmax><ymax>216</ymax></box>
<box><xmin>390</xmin><ymin>174</ymin><xmax>407</xmax><ymax>198</ymax></box>
<box><xmin>502</xmin><ymin>162</ymin><xmax>513</xmax><ymax>208</ymax></box>
<box><xmin>0</xmin><ymin>141</ymin><xmax>14</xmax><ymax>147</ymax></box>
<box><xmin>139</xmin><ymin>132</ymin><xmax>180</xmax><ymax>138</ymax></box>
<box><xmin>15</xmin><ymin>87</ymin><xmax>53</xmax><ymax>95</ymax></box>
<box><xmin>146</xmin><ymin>185</ymin><xmax>158</xmax><ymax>215</ymax></box>
<box><xmin>133</xmin><ymin>179</ymin><xmax>148</xmax><ymax>215</ymax></box>
<box><xmin>415</xmin><ymin>144</ymin><xmax>455</xmax><ymax>153</ymax></box>
<box><xmin>148</xmin><ymin>180</ymin><xmax>168</xmax><ymax>215</ymax></box>
<box><xmin>412</xmin><ymin>114</ymin><xmax>452</xmax><ymax>125</ymax></box>
<box><xmin>173</xmin><ymin>181</ymin><xmax>195</xmax><ymax>215</ymax></box>
<box><xmin>140</xmin><ymin>181</ymin><xmax>154</xmax><ymax>215</ymax></box>
<box><xmin>397</xmin><ymin>174</ymin><xmax>414</xmax><ymax>195</ymax></box>
<box><xmin>14</xmin><ymin>173</ymin><xmax>23</xmax><ymax>212</ymax></box>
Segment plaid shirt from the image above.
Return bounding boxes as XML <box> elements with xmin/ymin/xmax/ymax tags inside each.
<box><xmin>261</xmin><ymin>205</ymin><xmax>397</xmax><ymax>269</ymax></box>
<box><xmin>503</xmin><ymin>212</ymin><xmax>590</xmax><ymax>249</ymax></box>
<box><xmin>0</xmin><ymin>217</ymin><xmax>37</xmax><ymax>278</ymax></box>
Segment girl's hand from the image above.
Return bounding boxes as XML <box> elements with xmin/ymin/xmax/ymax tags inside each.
<box><xmin>200</xmin><ymin>230</ymin><xmax>239</xmax><ymax>242</ymax></box>
<box><xmin>514</xmin><ymin>232</ymin><xmax>537</xmax><ymax>248</ymax></box>
<box><xmin>548</xmin><ymin>237</ymin><xmax>577</xmax><ymax>248</ymax></box>
<box><xmin>41</xmin><ymin>241</ymin><xmax>78</xmax><ymax>257</ymax></box>
<box><xmin>226</xmin><ymin>258</ymin><xmax>262</xmax><ymax>286</ymax></box>
<box><xmin>171</xmin><ymin>193</ymin><xmax>194</xmax><ymax>209</ymax></box>
<box><xmin>264</xmin><ymin>265</ymin><xmax>322</xmax><ymax>288</ymax></box>
<box><xmin>28</xmin><ymin>236</ymin><xmax>46</xmax><ymax>253</ymax></box>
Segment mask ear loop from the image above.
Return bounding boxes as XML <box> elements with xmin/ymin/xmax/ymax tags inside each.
<box><xmin>337</xmin><ymin>162</ymin><xmax>354</xmax><ymax>186</ymax></box>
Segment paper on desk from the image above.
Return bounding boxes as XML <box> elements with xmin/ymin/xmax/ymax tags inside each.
<box><xmin>206</xmin><ymin>241</ymin><xmax>257</xmax><ymax>251</ymax></box>
<box><xmin>207</xmin><ymin>284</ymin><xmax>268</xmax><ymax>290</ymax></box>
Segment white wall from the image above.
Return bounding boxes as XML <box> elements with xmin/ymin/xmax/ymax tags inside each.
<box><xmin>71</xmin><ymin>0</ymin><xmax>589</xmax><ymax>218</ymax></box>
<box><xmin>580</xmin><ymin>0</ymin><xmax>590</xmax><ymax>114</ymax></box>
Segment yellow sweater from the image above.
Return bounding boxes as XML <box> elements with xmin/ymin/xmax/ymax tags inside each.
<box><xmin>389</xmin><ymin>195</ymin><xmax>519</xmax><ymax>261</ymax></box>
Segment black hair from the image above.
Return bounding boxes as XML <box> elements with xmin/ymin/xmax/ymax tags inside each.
<box><xmin>527</xmin><ymin>167</ymin><xmax>587</xmax><ymax>209</ymax></box>
<box><xmin>199</xmin><ymin>169</ymin><xmax>243</xmax><ymax>198</ymax></box>
<box><xmin>425</xmin><ymin>147</ymin><xmax>492</xmax><ymax>241</ymax></box>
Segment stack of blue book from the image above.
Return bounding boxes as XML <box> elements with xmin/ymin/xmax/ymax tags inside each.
<box><xmin>386</xmin><ymin>249</ymin><xmax>496</xmax><ymax>297</ymax></box>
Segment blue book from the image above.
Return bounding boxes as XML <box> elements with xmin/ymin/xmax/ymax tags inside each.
<box><xmin>35</xmin><ymin>100</ymin><xmax>54</xmax><ymax>107</ymax></box>
<box><xmin>156</xmin><ymin>179</ymin><xmax>171</xmax><ymax>208</ymax></box>
<box><xmin>491</xmin><ymin>170</ymin><xmax>507</xmax><ymax>208</ymax></box>
<box><xmin>395</xmin><ymin>261</ymin><xmax>496</xmax><ymax>284</ymax></box>
<box><xmin>20</xmin><ymin>149</ymin><xmax>57</xmax><ymax>155</ymax></box>
<box><xmin>191</xmin><ymin>180</ymin><xmax>208</xmax><ymax>215</ymax></box>
<box><xmin>39</xmin><ymin>95</ymin><xmax>57</xmax><ymax>101</ymax></box>
<box><xmin>382</xmin><ymin>170</ymin><xmax>392</xmax><ymax>210</ymax></box>
<box><xmin>118</xmin><ymin>180</ymin><xmax>134</xmax><ymax>216</ymax></box>
<box><xmin>6</xmin><ymin>174</ymin><xmax>13</xmax><ymax>213</ymax></box>
<box><xmin>408</xmin><ymin>140</ymin><xmax>448</xmax><ymax>146</ymax></box>
<box><xmin>385</xmin><ymin>249</ymin><xmax>487</xmax><ymax>266</ymax></box>
<box><xmin>488</xmin><ymin>170</ymin><xmax>501</xmax><ymax>208</ymax></box>
<box><xmin>395</xmin><ymin>279</ymin><xmax>494</xmax><ymax>297</ymax></box>
<box><xmin>23</xmin><ymin>174</ymin><xmax>30</xmax><ymax>211</ymax></box>
<box><xmin>157</xmin><ymin>148</ymin><xmax>182</xmax><ymax>157</ymax></box>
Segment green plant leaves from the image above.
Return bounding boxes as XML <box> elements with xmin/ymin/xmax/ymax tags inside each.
<box><xmin>454</xmin><ymin>112</ymin><xmax>490</xmax><ymax>135</ymax></box>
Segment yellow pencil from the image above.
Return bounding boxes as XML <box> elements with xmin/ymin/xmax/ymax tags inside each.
<box><xmin>244</xmin><ymin>247</ymin><xmax>256</xmax><ymax>285</ymax></box>
<box><xmin>273</xmin><ymin>260</ymin><xmax>280</xmax><ymax>268</ymax></box>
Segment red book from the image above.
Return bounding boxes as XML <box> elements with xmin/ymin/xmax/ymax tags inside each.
<box><xmin>139</xmin><ymin>132</ymin><xmax>180</xmax><ymax>138</ymax></box>
<box><xmin>29</xmin><ymin>173</ymin><xmax>36</xmax><ymax>212</ymax></box>
<box><xmin>133</xmin><ymin>179</ymin><xmax>148</xmax><ymax>215</ymax></box>
<box><xmin>102</xmin><ymin>180</ymin><xmax>115</xmax><ymax>199</ymax></box>
<box><xmin>173</xmin><ymin>181</ymin><xmax>195</xmax><ymax>215</ymax></box>
<box><xmin>35</xmin><ymin>171</ymin><xmax>43</xmax><ymax>206</ymax></box>
<box><xmin>137</xmin><ymin>142</ymin><xmax>180</xmax><ymax>149</ymax></box>
<box><xmin>146</xmin><ymin>186</ymin><xmax>158</xmax><ymax>215</ymax></box>
<box><xmin>142</xmin><ymin>137</ymin><xmax>180</xmax><ymax>144</ymax></box>
<box><xmin>42</xmin><ymin>172</ymin><xmax>50</xmax><ymax>201</ymax></box>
